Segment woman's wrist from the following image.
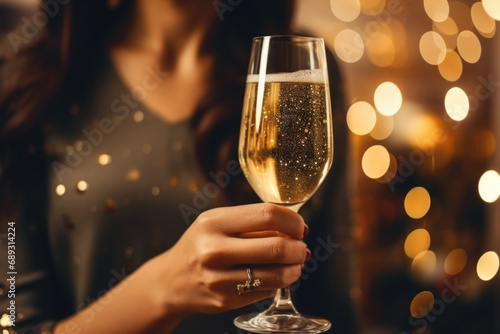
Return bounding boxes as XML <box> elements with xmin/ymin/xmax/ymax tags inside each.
<box><xmin>53</xmin><ymin>254</ymin><xmax>188</xmax><ymax>334</ymax></box>
<box><xmin>140</xmin><ymin>252</ymin><xmax>190</xmax><ymax>330</ymax></box>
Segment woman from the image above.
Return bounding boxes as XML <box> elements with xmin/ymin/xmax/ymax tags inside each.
<box><xmin>0</xmin><ymin>0</ymin><xmax>358</xmax><ymax>333</ymax></box>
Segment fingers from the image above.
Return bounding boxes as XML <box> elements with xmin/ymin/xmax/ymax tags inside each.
<box><xmin>201</xmin><ymin>203</ymin><xmax>306</xmax><ymax>240</ymax></box>
<box><xmin>214</xmin><ymin>237</ymin><xmax>307</xmax><ymax>266</ymax></box>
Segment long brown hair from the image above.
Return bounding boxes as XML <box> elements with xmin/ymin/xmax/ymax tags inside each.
<box><xmin>0</xmin><ymin>0</ymin><xmax>295</xmax><ymax>207</ymax></box>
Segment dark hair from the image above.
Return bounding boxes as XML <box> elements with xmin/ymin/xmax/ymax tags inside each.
<box><xmin>0</xmin><ymin>0</ymin><xmax>295</xmax><ymax>207</ymax></box>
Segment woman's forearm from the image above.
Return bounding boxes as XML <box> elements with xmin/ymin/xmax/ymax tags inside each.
<box><xmin>53</xmin><ymin>257</ymin><xmax>185</xmax><ymax>334</ymax></box>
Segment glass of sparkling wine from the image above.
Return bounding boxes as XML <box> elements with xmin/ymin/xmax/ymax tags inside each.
<box><xmin>234</xmin><ymin>35</ymin><xmax>334</xmax><ymax>333</ymax></box>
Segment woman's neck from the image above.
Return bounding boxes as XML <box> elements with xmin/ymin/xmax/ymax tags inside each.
<box><xmin>108</xmin><ymin>1</ymin><xmax>218</xmax><ymax>124</ymax></box>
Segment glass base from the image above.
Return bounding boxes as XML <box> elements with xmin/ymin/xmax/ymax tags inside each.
<box><xmin>234</xmin><ymin>312</ymin><xmax>331</xmax><ymax>333</ymax></box>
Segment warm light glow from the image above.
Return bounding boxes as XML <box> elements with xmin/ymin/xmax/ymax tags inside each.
<box><xmin>361</xmin><ymin>145</ymin><xmax>391</xmax><ymax>179</ymax></box>
<box><xmin>55</xmin><ymin>184</ymin><xmax>66</xmax><ymax>196</ymax></box>
<box><xmin>478</xmin><ymin>128</ymin><xmax>497</xmax><ymax>157</ymax></box>
<box><xmin>366</xmin><ymin>33</ymin><xmax>396</xmax><ymax>67</ymax></box>
<box><xmin>444</xmin><ymin>248</ymin><xmax>467</xmax><ymax>275</ymax></box>
<box><xmin>472</xmin><ymin>2</ymin><xmax>497</xmax><ymax>37</ymax></box>
<box><xmin>390</xmin><ymin>103</ymin><xmax>443</xmax><ymax>151</ymax></box>
<box><xmin>151</xmin><ymin>186</ymin><xmax>160</xmax><ymax>196</ymax></box>
<box><xmin>482</xmin><ymin>0</ymin><xmax>500</xmax><ymax>20</ymax></box>
<box><xmin>419</xmin><ymin>31</ymin><xmax>447</xmax><ymax>65</ymax></box>
<box><xmin>404</xmin><ymin>228</ymin><xmax>431</xmax><ymax>259</ymax></box>
<box><xmin>360</xmin><ymin>0</ymin><xmax>386</xmax><ymax>15</ymax></box>
<box><xmin>433</xmin><ymin>16</ymin><xmax>459</xmax><ymax>35</ymax></box>
<box><xmin>404</xmin><ymin>187</ymin><xmax>431</xmax><ymax>219</ymax></box>
<box><xmin>412</xmin><ymin>250</ymin><xmax>437</xmax><ymax>279</ymax></box>
<box><xmin>0</xmin><ymin>314</ymin><xmax>12</xmax><ymax>328</ymax></box>
<box><xmin>374</xmin><ymin>82</ymin><xmax>402</xmax><ymax>116</ymax></box>
<box><xmin>478</xmin><ymin>170</ymin><xmax>500</xmax><ymax>203</ymax></box>
<box><xmin>334</xmin><ymin>29</ymin><xmax>364</xmax><ymax>63</ymax></box>
<box><xmin>347</xmin><ymin>101</ymin><xmax>377</xmax><ymax>135</ymax></box>
<box><xmin>433</xmin><ymin>17</ymin><xmax>458</xmax><ymax>50</ymax></box>
<box><xmin>457</xmin><ymin>30</ymin><xmax>482</xmax><ymax>64</ymax></box>
<box><xmin>388</xmin><ymin>19</ymin><xmax>410</xmax><ymax>67</ymax></box>
<box><xmin>98</xmin><ymin>153</ymin><xmax>112</xmax><ymax>166</ymax></box>
<box><xmin>77</xmin><ymin>180</ymin><xmax>88</xmax><ymax>192</ymax></box>
<box><xmin>410</xmin><ymin>291</ymin><xmax>434</xmax><ymax>318</ymax></box>
<box><xmin>370</xmin><ymin>114</ymin><xmax>394</xmax><ymax>140</ymax></box>
<box><xmin>424</xmin><ymin>0</ymin><xmax>449</xmax><ymax>22</ymax></box>
<box><xmin>330</xmin><ymin>0</ymin><xmax>361</xmax><ymax>22</ymax></box>
<box><xmin>133</xmin><ymin>111</ymin><xmax>144</xmax><ymax>123</ymax></box>
<box><xmin>126</xmin><ymin>168</ymin><xmax>141</xmax><ymax>181</ymax></box>
<box><xmin>445</xmin><ymin>87</ymin><xmax>469</xmax><ymax>121</ymax></box>
<box><xmin>438</xmin><ymin>50</ymin><xmax>463</xmax><ymax>82</ymax></box>
<box><xmin>477</xmin><ymin>251</ymin><xmax>500</xmax><ymax>281</ymax></box>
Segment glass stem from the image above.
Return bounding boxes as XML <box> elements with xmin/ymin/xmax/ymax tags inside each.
<box><xmin>263</xmin><ymin>286</ymin><xmax>300</xmax><ymax>316</ymax></box>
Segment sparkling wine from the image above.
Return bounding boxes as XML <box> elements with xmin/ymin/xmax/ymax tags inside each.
<box><xmin>239</xmin><ymin>70</ymin><xmax>333</xmax><ymax>210</ymax></box>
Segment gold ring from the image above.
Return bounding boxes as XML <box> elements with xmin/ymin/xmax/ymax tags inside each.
<box><xmin>237</xmin><ymin>267</ymin><xmax>262</xmax><ymax>295</ymax></box>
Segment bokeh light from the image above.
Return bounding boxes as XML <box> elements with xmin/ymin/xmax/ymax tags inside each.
<box><xmin>457</xmin><ymin>30</ymin><xmax>482</xmax><ymax>64</ymax></box>
<box><xmin>438</xmin><ymin>50</ymin><xmax>463</xmax><ymax>81</ymax></box>
<box><xmin>369</xmin><ymin>114</ymin><xmax>394</xmax><ymax>140</ymax></box>
<box><xmin>360</xmin><ymin>0</ymin><xmax>386</xmax><ymax>15</ymax></box>
<box><xmin>478</xmin><ymin>170</ymin><xmax>500</xmax><ymax>203</ymax></box>
<box><xmin>347</xmin><ymin>101</ymin><xmax>377</xmax><ymax>135</ymax></box>
<box><xmin>404</xmin><ymin>186</ymin><xmax>431</xmax><ymax>219</ymax></box>
<box><xmin>98</xmin><ymin>153</ymin><xmax>112</xmax><ymax>166</ymax></box>
<box><xmin>471</xmin><ymin>2</ymin><xmax>496</xmax><ymax>37</ymax></box>
<box><xmin>330</xmin><ymin>0</ymin><xmax>361</xmax><ymax>22</ymax></box>
<box><xmin>433</xmin><ymin>16</ymin><xmax>459</xmax><ymax>50</ymax></box>
<box><xmin>55</xmin><ymin>184</ymin><xmax>66</xmax><ymax>196</ymax></box>
<box><xmin>366</xmin><ymin>33</ymin><xmax>396</xmax><ymax>67</ymax></box>
<box><xmin>445</xmin><ymin>87</ymin><xmax>469</xmax><ymax>121</ymax></box>
<box><xmin>412</xmin><ymin>250</ymin><xmax>437</xmax><ymax>279</ymax></box>
<box><xmin>423</xmin><ymin>0</ymin><xmax>449</xmax><ymax>22</ymax></box>
<box><xmin>374</xmin><ymin>82</ymin><xmax>402</xmax><ymax>116</ymax></box>
<box><xmin>77</xmin><ymin>180</ymin><xmax>89</xmax><ymax>192</ymax></box>
<box><xmin>476</xmin><ymin>251</ymin><xmax>500</xmax><ymax>281</ymax></box>
<box><xmin>334</xmin><ymin>29</ymin><xmax>364</xmax><ymax>63</ymax></box>
<box><xmin>444</xmin><ymin>248</ymin><xmax>467</xmax><ymax>275</ymax></box>
<box><xmin>361</xmin><ymin>145</ymin><xmax>391</xmax><ymax>179</ymax></box>
<box><xmin>482</xmin><ymin>0</ymin><xmax>500</xmax><ymax>20</ymax></box>
<box><xmin>404</xmin><ymin>228</ymin><xmax>431</xmax><ymax>259</ymax></box>
<box><xmin>410</xmin><ymin>291</ymin><xmax>435</xmax><ymax>318</ymax></box>
<box><xmin>419</xmin><ymin>31</ymin><xmax>447</xmax><ymax>65</ymax></box>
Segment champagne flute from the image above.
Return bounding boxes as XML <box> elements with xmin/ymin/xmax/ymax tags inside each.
<box><xmin>234</xmin><ymin>36</ymin><xmax>334</xmax><ymax>333</ymax></box>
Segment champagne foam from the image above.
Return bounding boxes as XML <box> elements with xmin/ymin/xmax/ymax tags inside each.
<box><xmin>247</xmin><ymin>69</ymin><xmax>327</xmax><ymax>83</ymax></box>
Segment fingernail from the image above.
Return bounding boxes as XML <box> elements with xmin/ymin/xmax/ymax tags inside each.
<box><xmin>303</xmin><ymin>224</ymin><xmax>309</xmax><ymax>237</ymax></box>
<box><xmin>306</xmin><ymin>248</ymin><xmax>312</xmax><ymax>260</ymax></box>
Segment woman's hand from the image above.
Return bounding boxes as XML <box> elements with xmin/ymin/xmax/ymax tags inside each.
<box><xmin>148</xmin><ymin>203</ymin><xmax>309</xmax><ymax>318</ymax></box>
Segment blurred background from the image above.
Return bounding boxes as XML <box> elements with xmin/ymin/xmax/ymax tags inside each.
<box><xmin>1</xmin><ymin>0</ymin><xmax>499</xmax><ymax>333</ymax></box>
<box><xmin>295</xmin><ymin>0</ymin><xmax>500</xmax><ymax>333</ymax></box>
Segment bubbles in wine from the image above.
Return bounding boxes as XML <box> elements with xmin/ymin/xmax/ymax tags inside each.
<box><xmin>239</xmin><ymin>73</ymin><xmax>334</xmax><ymax>206</ymax></box>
